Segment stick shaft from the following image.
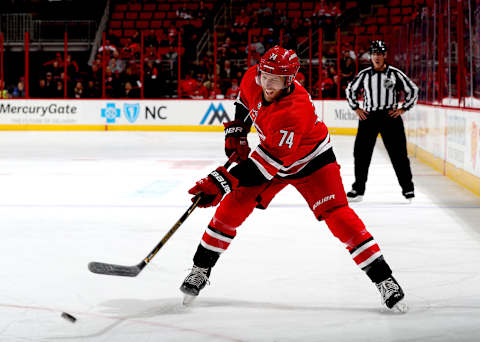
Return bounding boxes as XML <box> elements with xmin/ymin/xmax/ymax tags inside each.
<box><xmin>88</xmin><ymin>153</ymin><xmax>237</xmax><ymax>277</ymax></box>
<box><xmin>142</xmin><ymin>154</ymin><xmax>236</xmax><ymax>265</ymax></box>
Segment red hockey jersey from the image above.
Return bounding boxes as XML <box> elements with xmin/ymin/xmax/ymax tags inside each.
<box><xmin>237</xmin><ymin>66</ymin><xmax>331</xmax><ymax>179</ymax></box>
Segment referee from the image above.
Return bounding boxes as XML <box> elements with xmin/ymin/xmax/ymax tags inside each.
<box><xmin>345</xmin><ymin>40</ymin><xmax>418</xmax><ymax>202</ymax></box>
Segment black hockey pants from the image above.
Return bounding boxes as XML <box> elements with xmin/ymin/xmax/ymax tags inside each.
<box><xmin>352</xmin><ymin>110</ymin><xmax>414</xmax><ymax>194</ymax></box>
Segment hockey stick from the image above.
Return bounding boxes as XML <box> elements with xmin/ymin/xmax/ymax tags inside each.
<box><xmin>88</xmin><ymin>154</ymin><xmax>237</xmax><ymax>277</ymax></box>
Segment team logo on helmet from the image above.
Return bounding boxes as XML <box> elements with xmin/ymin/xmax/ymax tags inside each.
<box><xmin>268</xmin><ymin>53</ymin><xmax>278</xmax><ymax>61</ymax></box>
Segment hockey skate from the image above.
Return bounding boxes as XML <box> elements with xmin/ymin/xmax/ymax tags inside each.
<box><xmin>376</xmin><ymin>276</ymin><xmax>408</xmax><ymax>313</ymax></box>
<box><xmin>347</xmin><ymin>189</ymin><xmax>364</xmax><ymax>202</ymax></box>
<box><xmin>180</xmin><ymin>265</ymin><xmax>211</xmax><ymax>305</ymax></box>
<box><xmin>402</xmin><ymin>190</ymin><xmax>415</xmax><ymax>203</ymax></box>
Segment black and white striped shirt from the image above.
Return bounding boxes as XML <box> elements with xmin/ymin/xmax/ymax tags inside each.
<box><xmin>345</xmin><ymin>64</ymin><xmax>419</xmax><ymax>112</ymax></box>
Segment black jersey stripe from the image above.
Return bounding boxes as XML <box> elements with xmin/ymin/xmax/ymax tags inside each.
<box><xmin>349</xmin><ymin>237</ymin><xmax>374</xmax><ymax>255</ymax></box>
<box><xmin>258</xmin><ymin>144</ymin><xmax>284</xmax><ymax>166</ymax></box>
<box><xmin>207</xmin><ymin>225</ymin><xmax>236</xmax><ymax>239</ymax></box>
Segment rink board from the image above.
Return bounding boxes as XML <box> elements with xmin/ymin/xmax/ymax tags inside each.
<box><xmin>0</xmin><ymin>99</ymin><xmax>479</xmax><ymax>196</ymax></box>
<box><xmin>0</xmin><ymin>99</ymin><xmax>357</xmax><ymax>134</ymax></box>
<box><xmin>405</xmin><ymin>104</ymin><xmax>480</xmax><ymax>196</ymax></box>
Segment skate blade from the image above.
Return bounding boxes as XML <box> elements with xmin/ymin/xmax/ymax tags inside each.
<box><xmin>182</xmin><ymin>294</ymin><xmax>197</xmax><ymax>306</ymax></box>
<box><xmin>347</xmin><ymin>196</ymin><xmax>363</xmax><ymax>203</ymax></box>
<box><xmin>390</xmin><ymin>300</ymin><xmax>408</xmax><ymax>314</ymax></box>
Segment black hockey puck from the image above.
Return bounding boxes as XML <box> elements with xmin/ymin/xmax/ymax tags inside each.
<box><xmin>61</xmin><ymin>312</ymin><xmax>77</xmax><ymax>323</ymax></box>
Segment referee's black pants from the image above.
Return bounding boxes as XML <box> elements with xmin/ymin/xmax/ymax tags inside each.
<box><xmin>352</xmin><ymin>110</ymin><xmax>414</xmax><ymax>195</ymax></box>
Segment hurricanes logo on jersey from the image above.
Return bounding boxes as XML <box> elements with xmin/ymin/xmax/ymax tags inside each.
<box><xmin>250</xmin><ymin>109</ymin><xmax>258</xmax><ymax>122</ymax></box>
<box><xmin>255</xmin><ymin>125</ymin><xmax>265</xmax><ymax>141</ymax></box>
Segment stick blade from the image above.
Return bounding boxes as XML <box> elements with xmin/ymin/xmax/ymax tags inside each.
<box><xmin>88</xmin><ymin>261</ymin><xmax>141</xmax><ymax>277</ymax></box>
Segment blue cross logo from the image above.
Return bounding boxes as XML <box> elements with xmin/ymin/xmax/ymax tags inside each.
<box><xmin>101</xmin><ymin>103</ymin><xmax>121</xmax><ymax>123</ymax></box>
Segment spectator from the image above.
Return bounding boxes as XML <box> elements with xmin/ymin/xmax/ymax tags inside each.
<box><xmin>163</xmin><ymin>46</ymin><xmax>178</xmax><ymax>63</ymax></box>
<box><xmin>296</xmin><ymin>71</ymin><xmax>306</xmax><ymax>88</ymax></box>
<box><xmin>193</xmin><ymin>59</ymin><xmax>209</xmax><ymax>77</ymax></box>
<box><xmin>358</xmin><ymin>48</ymin><xmax>371</xmax><ymax>69</ymax></box>
<box><xmin>176</xmin><ymin>6</ymin><xmax>193</xmax><ymax>19</ymax></box>
<box><xmin>73</xmin><ymin>81</ymin><xmax>83</xmax><ymax>98</ymax></box>
<box><xmin>324</xmin><ymin>45</ymin><xmax>337</xmax><ymax>63</ymax></box>
<box><xmin>44</xmin><ymin>72</ymin><xmax>57</xmax><ymax>97</ymax></box>
<box><xmin>247</xmin><ymin>35</ymin><xmax>265</xmax><ymax>56</ymax></box>
<box><xmin>54</xmin><ymin>80</ymin><xmax>64</xmax><ymax>98</ymax></box>
<box><xmin>88</xmin><ymin>64</ymin><xmax>102</xmax><ymax>84</ymax></box>
<box><xmin>190</xmin><ymin>78</ymin><xmax>209</xmax><ymax>99</ymax></box>
<box><xmin>46</xmin><ymin>60</ymin><xmax>63</xmax><ymax>80</ymax></box>
<box><xmin>123</xmin><ymin>81</ymin><xmax>139</xmax><ymax>98</ymax></box>
<box><xmin>225</xmin><ymin>78</ymin><xmax>240</xmax><ymax>99</ymax></box>
<box><xmin>131</xmin><ymin>31</ymin><xmax>141</xmax><ymax>45</ymax></box>
<box><xmin>119</xmin><ymin>38</ymin><xmax>139</xmax><ymax>60</ymax></box>
<box><xmin>340</xmin><ymin>56</ymin><xmax>356</xmax><ymax>97</ymax></box>
<box><xmin>104</xmin><ymin>66</ymin><xmax>118</xmax><ymax>98</ymax></box>
<box><xmin>84</xmin><ymin>80</ymin><xmax>100</xmax><ymax>98</ymax></box>
<box><xmin>163</xmin><ymin>46</ymin><xmax>178</xmax><ymax>80</ymax></box>
<box><xmin>180</xmin><ymin>73</ymin><xmax>197</xmax><ymax>98</ymax></box>
<box><xmin>257</xmin><ymin>0</ymin><xmax>273</xmax><ymax>20</ymax></box>
<box><xmin>319</xmin><ymin>69</ymin><xmax>336</xmax><ymax>98</ymax></box>
<box><xmin>0</xmin><ymin>80</ymin><xmax>9</xmax><ymax>98</ymax></box>
<box><xmin>167</xmin><ymin>25</ymin><xmax>178</xmax><ymax>46</ymax></box>
<box><xmin>98</xmin><ymin>39</ymin><xmax>118</xmax><ymax>56</ymax></box>
<box><xmin>233</xmin><ymin>8</ymin><xmax>249</xmax><ymax>28</ymax></box>
<box><xmin>218</xmin><ymin>37</ymin><xmax>238</xmax><ymax>60</ymax></box>
<box><xmin>208</xmin><ymin>83</ymin><xmax>223</xmax><ymax>99</ymax></box>
<box><xmin>43</xmin><ymin>52</ymin><xmax>63</xmax><ymax>69</ymax></box>
<box><xmin>220</xmin><ymin>60</ymin><xmax>237</xmax><ymax>93</ymax></box>
<box><xmin>343</xmin><ymin>45</ymin><xmax>356</xmax><ymax>61</ymax></box>
<box><xmin>12</xmin><ymin>80</ymin><xmax>26</xmax><ymax>98</ymax></box>
<box><xmin>65</xmin><ymin>54</ymin><xmax>79</xmax><ymax>76</ymax></box>
<box><xmin>109</xmin><ymin>57</ymin><xmax>124</xmax><ymax>75</ymax></box>
<box><xmin>144</xmin><ymin>60</ymin><xmax>159</xmax><ymax>98</ymax></box>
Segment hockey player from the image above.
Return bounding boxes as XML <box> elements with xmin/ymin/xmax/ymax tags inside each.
<box><xmin>180</xmin><ymin>46</ymin><xmax>407</xmax><ymax>312</ymax></box>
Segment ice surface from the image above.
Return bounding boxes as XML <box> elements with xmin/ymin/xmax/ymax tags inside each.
<box><xmin>0</xmin><ymin>131</ymin><xmax>479</xmax><ymax>342</ymax></box>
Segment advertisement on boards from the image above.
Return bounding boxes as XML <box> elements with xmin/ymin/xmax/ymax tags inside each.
<box><xmin>0</xmin><ymin>100</ymin><xmax>237</xmax><ymax>127</ymax></box>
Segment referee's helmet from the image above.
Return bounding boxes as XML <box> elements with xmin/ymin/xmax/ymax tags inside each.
<box><xmin>369</xmin><ymin>40</ymin><xmax>387</xmax><ymax>54</ymax></box>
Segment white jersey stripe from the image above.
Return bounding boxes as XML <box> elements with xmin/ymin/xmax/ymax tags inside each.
<box><xmin>276</xmin><ymin>134</ymin><xmax>333</xmax><ymax>177</ymax></box>
<box><xmin>205</xmin><ymin>227</ymin><xmax>233</xmax><ymax>244</ymax></box>
<box><xmin>357</xmin><ymin>251</ymin><xmax>383</xmax><ymax>269</ymax></box>
<box><xmin>350</xmin><ymin>240</ymin><xmax>377</xmax><ymax>259</ymax></box>
<box><xmin>200</xmin><ymin>240</ymin><xmax>227</xmax><ymax>253</ymax></box>
<box><xmin>250</xmin><ymin>154</ymin><xmax>275</xmax><ymax>180</ymax></box>
<box><xmin>255</xmin><ymin>146</ymin><xmax>283</xmax><ymax>170</ymax></box>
